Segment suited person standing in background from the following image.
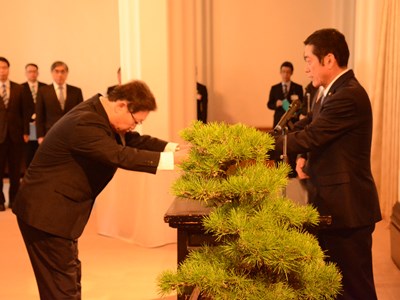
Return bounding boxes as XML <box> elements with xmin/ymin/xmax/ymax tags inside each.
<box><xmin>0</xmin><ymin>57</ymin><xmax>30</xmax><ymax>211</ymax></box>
<box><xmin>21</xmin><ymin>63</ymin><xmax>46</xmax><ymax>168</ymax></box>
<box><xmin>267</xmin><ymin>61</ymin><xmax>303</xmax><ymax>178</ymax></box>
<box><xmin>106</xmin><ymin>67</ymin><xmax>121</xmax><ymax>95</ymax></box>
<box><xmin>196</xmin><ymin>82</ymin><xmax>208</xmax><ymax>123</ymax></box>
<box><xmin>267</xmin><ymin>61</ymin><xmax>304</xmax><ymax>128</ymax></box>
<box><xmin>36</xmin><ymin>61</ymin><xmax>83</xmax><ymax>144</ymax></box>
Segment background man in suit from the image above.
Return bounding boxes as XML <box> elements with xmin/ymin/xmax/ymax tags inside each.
<box><xmin>13</xmin><ymin>80</ymin><xmax>189</xmax><ymax>299</ymax></box>
<box><xmin>21</xmin><ymin>63</ymin><xmax>46</xmax><ymax>168</ymax></box>
<box><xmin>267</xmin><ymin>61</ymin><xmax>304</xmax><ymax>128</ymax></box>
<box><xmin>36</xmin><ymin>61</ymin><xmax>83</xmax><ymax>144</ymax></box>
<box><xmin>106</xmin><ymin>67</ymin><xmax>121</xmax><ymax>95</ymax></box>
<box><xmin>267</xmin><ymin>61</ymin><xmax>303</xmax><ymax>178</ymax></box>
<box><xmin>273</xmin><ymin>28</ymin><xmax>381</xmax><ymax>299</ymax></box>
<box><xmin>0</xmin><ymin>57</ymin><xmax>30</xmax><ymax>211</ymax></box>
<box><xmin>196</xmin><ymin>82</ymin><xmax>208</xmax><ymax>123</ymax></box>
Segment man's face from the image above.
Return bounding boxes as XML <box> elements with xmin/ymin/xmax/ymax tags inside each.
<box><xmin>280</xmin><ymin>66</ymin><xmax>292</xmax><ymax>83</ymax></box>
<box><xmin>0</xmin><ymin>61</ymin><xmax>9</xmax><ymax>82</ymax></box>
<box><xmin>26</xmin><ymin>65</ymin><xmax>39</xmax><ymax>82</ymax></box>
<box><xmin>304</xmin><ymin>44</ymin><xmax>329</xmax><ymax>88</ymax></box>
<box><xmin>111</xmin><ymin>101</ymin><xmax>149</xmax><ymax>134</ymax></box>
<box><xmin>51</xmin><ymin>65</ymin><xmax>68</xmax><ymax>85</ymax></box>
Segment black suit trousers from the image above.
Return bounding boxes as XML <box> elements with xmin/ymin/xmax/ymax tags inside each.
<box><xmin>17</xmin><ymin>218</ymin><xmax>82</xmax><ymax>300</ymax></box>
<box><xmin>0</xmin><ymin>136</ymin><xmax>24</xmax><ymax>205</ymax></box>
<box><xmin>316</xmin><ymin>225</ymin><xmax>378</xmax><ymax>300</ymax></box>
<box><xmin>24</xmin><ymin>140</ymin><xmax>39</xmax><ymax>169</ymax></box>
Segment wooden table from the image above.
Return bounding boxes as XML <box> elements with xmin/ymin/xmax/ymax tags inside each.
<box><xmin>164</xmin><ymin>198</ymin><xmax>216</xmax><ymax>300</ymax></box>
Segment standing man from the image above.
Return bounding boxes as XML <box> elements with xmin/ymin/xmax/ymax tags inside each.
<box><xmin>13</xmin><ymin>80</ymin><xmax>189</xmax><ymax>299</ymax></box>
<box><xmin>106</xmin><ymin>67</ymin><xmax>121</xmax><ymax>95</ymax></box>
<box><xmin>0</xmin><ymin>57</ymin><xmax>30</xmax><ymax>211</ymax></box>
<box><xmin>196</xmin><ymin>82</ymin><xmax>208</xmax><ymax>123</ymax></box>
<box><xmin>267</xmin><ymin>61</ymin><xmax>304</xmax><ymax>128</ymax></box>
<box><xmin>267</xmin><ymin>62</ymin><xmax>303</xmax><ymax>178</ymax></box>
<box><xmin>36</xmin><ymin>61</ymin><xmax>83</xmax><ymax>144</ymax></box>
<box><xmin>21</xmin><ymin>63</ymin><xmax>46</xmax><ymax>168</ymax></box>
<box><xmin>273</xmin><ymin>28</ymin><xmax>381</xmax><ymax>299</ymax></box>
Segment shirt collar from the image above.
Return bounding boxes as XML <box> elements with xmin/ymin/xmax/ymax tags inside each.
<box><xmin>323</xmin><ymin>69</ymin><xmax>350</xmax><ymax>97</ymax></box>
<box><xmin>53</xmin><ymin>82</ymin><xmax>66</xmax><ymax>90</ymax></box>
<box><xmin>0</xmin><ymin>80</ymin><xmax>10</xmax><ymax>87</ymax></box>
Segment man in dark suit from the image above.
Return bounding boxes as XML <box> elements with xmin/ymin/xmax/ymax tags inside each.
<box><xmin>13</xmin><ymin>80</ymin><xmax>189</xmax><ymax>299</ymax></box>
<box><xmin>273</xmin><ymin>29</ymin><xmax>381</xmax><ymax>299</ymax></box>
<box><xmin>267</xmin><ymin>62</ymin><xmax>303</xmax><ymax>178</ymax></box>
<box><xmin>21</xmin><ymin>63</ymin><xmax>47</xmax><ymax>168</ymax></box>
<box><xmin>0</xmin><ymin>57</ymin><xmax>31</xmax><ymax>211</ymax></box>
<box><xmin>36</xmin><ymin>61</ymin><xmax>83</xmax><ymax>144</ymax></box>
<box><xmin>106</xmin><ymin>67</ymin><xmax>121</xmax><ymax>95</ymax></box>
<box><xmin>196</xmin><ymin>82</ymin><xmax>208</xmax><ymax>123</ymax></box>
<box><xmin>267</xmin><ymin>61</ymin><xmax>304</xmax><ymax>128</ymax></box>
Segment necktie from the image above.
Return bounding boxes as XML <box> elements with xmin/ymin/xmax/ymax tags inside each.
<box><xmin>283</xmin><ymin>83</ymin><xmax>288</xmax><ymax>98</ymax></box>
<box><xmin>58</xmin><ymin>85</ymin><xmax>65</xmax><ymax>109</ymax></box>
<box><xmin>31</xmin><ymin>85</ymin><xmax>36</xmax><ymax>103</ymax></box>
<box><xmin>2</xmin><ymin>83</ymin><xmax>8</xmax><ymax>108</ymax></box>
<box><xmin>313</xmin><ymin>91</ymin><xmax>325</xmax><ymax>117</ymax></box>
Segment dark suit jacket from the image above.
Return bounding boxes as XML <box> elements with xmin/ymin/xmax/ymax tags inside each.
<box><xmin>36</xmin><ymin>84</ymin><xmax>83</xmax><ymax>138</ymax></box>
<box><xmin>275</xmin><ymin>70</ymin><xmax>382</xmax><ymax>229</ymax></box>
<box><xmin>267</xmin><ymin>81</ymin><xmax>304</xmax><ymax>127</ymax></box>
<box><xmin>21</xmin><ymin>81</ymin><xmax>47</xmax><ymax>121</ymax></box>
<box><xmin>0</xmin><ymin>81</ymin><xmax>31</xmax><ymax>143</ymax></box>
<box><xmin>196</xmin><ymin>82</ymin><xmax>208</xmax><ymax>123</ymax></box>
<box><xmin>13</xmin><ymin>94</ymin><xmax>168</xmax><ymax>239</ymax></box>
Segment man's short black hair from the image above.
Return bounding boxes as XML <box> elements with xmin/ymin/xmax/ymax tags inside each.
<box><xmin>0</xmin><ymin>57</ymin><xmax>10</xmax><ymax>67</ymax></box>
<box><xmin>304</xmin><ymin>28</ymin><xmax>349</xmax><ymax>67</ymax></box>
<box><xmin>281</xmin><ymin>61</ymin><xmax>294</xmax><ymax>73</ymax></box>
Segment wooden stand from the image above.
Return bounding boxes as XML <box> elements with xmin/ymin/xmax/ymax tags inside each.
<box><xmin>390</xmin><ymin>202</ymin><xmax>400</xmax><ymax>269</ymax></box>
<box><xmin>164</xmin><ymin>198</ymin><xmax>216</xmax><ymax>300</ymax></box>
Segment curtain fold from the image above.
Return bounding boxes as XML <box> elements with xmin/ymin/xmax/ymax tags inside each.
<box><xmin>371</xmin><ymin>0</ymin><xmax>400</xmax><ymax>220</ymax></box>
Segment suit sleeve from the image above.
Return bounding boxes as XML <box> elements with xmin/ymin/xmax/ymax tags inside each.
<box><xmin>20</xmin><ymin>86</ymin><xmax>32</xmax><ymax>135</ymax></box>
<box><xmin>267</xmin><ymin>86</ymin><xmax>278</xmax><ymax>110</ymax></box>
<box><xmin>35</xmin><ymin>88</ymin><xmax>46</xmax><ymax>138</ymax></box>
<box><xmin>125</xmin><ymin>132</ymin><xmax>168</xmax><ymax>151</ymax></box>
<box><xmin>275</xmin><ymin>95</ymin><xmax>358</xmax><ymax>156</ymax></box>
<box><xmin>68</xmin><ymin>113</ymin><xmax>164</xmax><ymax>173</ymax></box>
<box><xmin>296</xmin><ymin>84</ymin><xmax>304</xmax><ymax>102</ymax></box>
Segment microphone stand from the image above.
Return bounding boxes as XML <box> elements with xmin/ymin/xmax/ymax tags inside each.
<box><xmin>274</xmin><ymin>99</ymin><xmax>299</xmax><ymax>198</ymax></box>
<box><xmin>280</xmin><ymin>125</ymin><xmax>289</xmax><ymax>197</ymax></box>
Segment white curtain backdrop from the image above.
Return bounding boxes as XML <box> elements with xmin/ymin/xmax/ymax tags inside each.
<box><xmin>357</xmin><ymin>0</ymin><xmax>400</xmax><ymax>220</ymax></box>
<box><xmin>95</xmin><ymin>0</ymin><xmax>197</xmax><ymax>247</ymax></box>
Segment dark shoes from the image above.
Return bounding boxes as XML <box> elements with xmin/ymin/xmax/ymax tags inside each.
<box><xmin>0</xmin><ymin>203</ymin><xmax>5</xmax><ymax>211</ymax></box>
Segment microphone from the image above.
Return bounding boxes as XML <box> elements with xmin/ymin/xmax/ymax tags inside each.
<box><xmin>274</xmin><ymin>95</ymin><xmax>301</xmax><ymax>133</ymax></box>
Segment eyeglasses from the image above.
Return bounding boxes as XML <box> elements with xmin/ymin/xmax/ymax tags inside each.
<box><xmin>130</xmin><ymin>112</ymin><xmax>142</xmax><ymax>125</ymax></box>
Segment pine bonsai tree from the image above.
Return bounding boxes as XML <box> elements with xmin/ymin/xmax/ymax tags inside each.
<box><xmin>158</xmin><ymin>121</ymin><xmax>342</xmax><ymax>299</ymax></box>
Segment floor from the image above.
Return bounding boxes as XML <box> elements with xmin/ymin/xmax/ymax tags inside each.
<box><xmin>1</xmin><ymin>207</ymin><xmax>400</xmax><ymax>300</ymax></box>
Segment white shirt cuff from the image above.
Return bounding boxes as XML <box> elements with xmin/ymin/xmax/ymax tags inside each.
<box><xmin>164</xmin><ymin>142</ymin><xmax>179</xmax><ymax>152</ymax></box>
<box><xmin>158</xmin><ymin>151</ymin><xmax>174</xmax><ymax>170</ymax></box>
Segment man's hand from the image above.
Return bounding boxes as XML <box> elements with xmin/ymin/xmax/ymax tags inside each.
<box><xmin>296</xmin><ymin>157</ymin><xmax>309</xmax><ymax>179</ymax></box>
<box><xmin>174</xmin><ymin>144</ymin><xmax>190</xmax><ymax>165</ymax></box>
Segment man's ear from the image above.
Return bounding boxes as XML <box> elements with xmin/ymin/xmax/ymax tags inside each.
<box><xmin>115</xmin><ymin>100</ymin><xmax>128</xmax><ymax>111</ymax></box>
<box><xmin>325</xmin><ymin>53</ymin><xmax>336</xmax><ymax>69</ymax></box>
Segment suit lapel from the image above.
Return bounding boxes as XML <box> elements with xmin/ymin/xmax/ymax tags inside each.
<box><xmin>317</xmin><ymin>70</ymin><xmax>355</xmax><ymax>115</ymax></box>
